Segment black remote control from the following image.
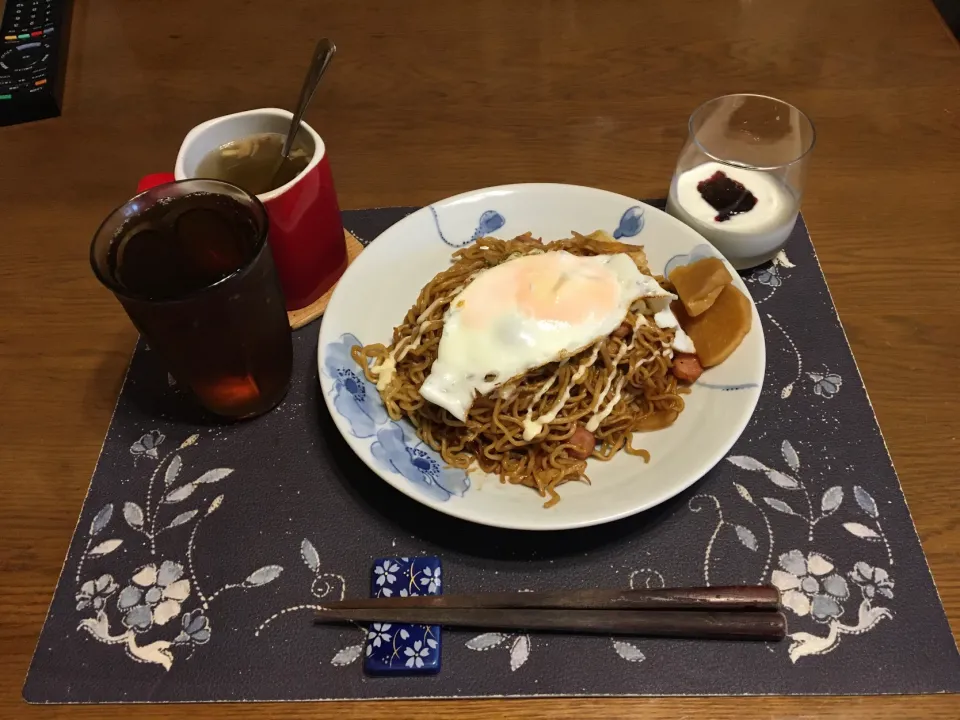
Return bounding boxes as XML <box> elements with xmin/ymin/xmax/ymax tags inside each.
<box><xmin>0</xmin><ymin>0</ymin><xmax>73</xmax><ymax>126</ymax></box>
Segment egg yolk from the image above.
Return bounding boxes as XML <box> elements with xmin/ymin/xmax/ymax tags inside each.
<box><xmin>460</xmin><ymin>253</ymin><xmax>620</xmax><ymax>329</ymax></box>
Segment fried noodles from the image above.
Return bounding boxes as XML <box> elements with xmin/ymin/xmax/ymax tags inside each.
<box><xmin>352</xmin><ymin>232</ymin><xmax>687</xmax><ymax>507</ymax></box>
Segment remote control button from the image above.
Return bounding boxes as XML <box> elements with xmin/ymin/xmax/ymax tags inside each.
<box><xmin>0</xmin><ymin>41</ymin><xmax>48</xmax><ymax>71</ymax></box>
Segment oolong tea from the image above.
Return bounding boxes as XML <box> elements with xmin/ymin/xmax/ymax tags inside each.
<box><xmin>195</xmin><ymin>132</ymin><xmax>312</xmax><ymax>195</ymax></box>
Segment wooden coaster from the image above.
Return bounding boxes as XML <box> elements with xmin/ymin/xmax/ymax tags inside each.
<box><xmin>287</xmin><ymin>230</ymin><xmax>364</xmax><ymax>330</ymax></box>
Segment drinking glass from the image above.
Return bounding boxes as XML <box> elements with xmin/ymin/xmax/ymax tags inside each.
<box><xmin>665</xmin><ymin>94</ymin><xmax>816</xmax><ymax>269</ymax></box>
<box><xmin>90</xmin><ymin>179</ymin><xmax>293</xmax><ymax>419</ymax></box>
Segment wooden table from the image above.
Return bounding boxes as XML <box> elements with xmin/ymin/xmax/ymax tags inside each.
<box><xmin>2</xmin><ymin>0</ymin><xmax>958</xmax><ymax>717</ymax></box>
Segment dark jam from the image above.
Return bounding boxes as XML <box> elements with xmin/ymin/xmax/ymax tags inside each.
<box><xmin>696</xmin><ymin>170</ymin><xmax>758</xmax><ymax>222</ymax></box>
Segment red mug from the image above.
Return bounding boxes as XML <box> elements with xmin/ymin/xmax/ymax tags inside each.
<box><xmin>141</xmin><ymin>108</ymin><xmax>347</xmax><ymax>311</ymax></box>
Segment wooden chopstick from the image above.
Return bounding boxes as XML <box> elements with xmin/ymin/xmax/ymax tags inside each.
<box><xmin>315</xmin><ymin>608</ymin><xmax>787</xmax><ymax>641</ymax></box>
<box><xmin>323</xmin><ymin>585</ymin><xmax>781</xmax><ymax>612</ymax></box>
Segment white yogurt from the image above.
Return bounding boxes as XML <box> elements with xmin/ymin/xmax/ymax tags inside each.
<box><xmin>666</xmin><ymin>161</ymin><xmax>799</xmax><ymax>269</ymax></box>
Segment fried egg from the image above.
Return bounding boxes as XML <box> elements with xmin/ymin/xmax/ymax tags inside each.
<box><xmin>419</xmin><ymin>250</ymin><xmax>694</xmax><ymax>420</ymax></box>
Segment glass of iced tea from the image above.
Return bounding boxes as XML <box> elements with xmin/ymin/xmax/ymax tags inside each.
<box><xmin>90</xmin><ymin>178</ymin><xmax>293</xmax><ymax>420</ymax></box>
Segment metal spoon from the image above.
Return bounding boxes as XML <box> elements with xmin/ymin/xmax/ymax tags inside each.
<box><xmin>270</xmin><ymin>38</ymin><xmax>337</xmax><ymax>184</ymax></box>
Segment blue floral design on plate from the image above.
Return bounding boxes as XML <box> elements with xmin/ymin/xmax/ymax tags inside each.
<box><xmin>663</xmin><ymin>243</ymin><xmax>719</xmax><ymax>278</ymax></box>
<box><xmin>430</xmin><ymin>207</ymin><xmax>505</xmax><ymax>248</ymax></box>
<box><xmin>322</xmin><ymin>333</ymin><xmax>388</xmax><ymax>439</ymax></box>
<box><xmin>697</xmin><ymin>381</ymin><xmax>760</xmax><ymax>391</ymax></box>
<box><xmin>613</xmin><ymin>206</ymin><xmax>645</xmax><ymax>239</ymax></box>
<box><xmin>365</xmin><ymin>556</ymin><xmax>442</xmax><ymax>675</ymax></box>
<box><xmin>371</xmin><ymin>422</ymin><xmax>470</xmax><ymax>502</ymax></box>
<box><xmin>324</xmin><ymin>333</ymin><xmax>470</xmax><ymax>501</ymax></box>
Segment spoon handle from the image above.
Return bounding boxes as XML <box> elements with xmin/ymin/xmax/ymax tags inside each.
<box><xmin>281</xmin><ymin>37</ymin><xmax>336</xmax><ymax>159</ymax></box>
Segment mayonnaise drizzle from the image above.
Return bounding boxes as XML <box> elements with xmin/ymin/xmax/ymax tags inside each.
<box><xmin>522</xmin><ymin>341</ymin><xmax>602</xmax><ymax>441</ymax></box>
<box><xmin>371</xmin><ymin>295</ymin><xmax>446</xmax><ymax>390</ymax></box>
<box><xmin>519</xmin><ymin>374</ymin><xmax>557</xmax><ymax>435</ymax></box>
<box><xmin>587</xmin><ymin>376</ymin><xmax>627</xmax><ymax>432</ymax></box>
<box><xmin>584</xmin><ymin>310</ymin><xmax>647</xmax><ymax>430</ymax></box>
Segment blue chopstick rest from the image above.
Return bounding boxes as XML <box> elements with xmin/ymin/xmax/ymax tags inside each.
<box><xmin>364</xmin><ymin>556</ymin><xmax>442</xmax><ymax>675</ymax></box>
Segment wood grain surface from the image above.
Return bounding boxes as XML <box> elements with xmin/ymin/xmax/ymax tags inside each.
<box><xmin>1</xmin><ymin>0</ymin><xmax>959</xmax><ymax>717</ymax></box>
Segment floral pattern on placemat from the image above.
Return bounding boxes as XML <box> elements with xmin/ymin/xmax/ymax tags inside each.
<box><xmin>73</xmin><ymin>433</ymin><xmax>285</xmax><ymax>670</ymax></box>
<box><xmin>21</xmin><ymin>207</ymin><xmax>960</xmax><ymax>703</ymax></box>
<box><xmin>686</xmin><ymin>440</ymin><xmax>894</xmax><ymax>662</ymax></box>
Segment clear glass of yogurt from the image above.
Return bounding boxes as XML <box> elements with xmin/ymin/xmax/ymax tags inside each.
<box><xmin>666</xmin><ymin>94</ymin><xmax>815</xmax><ymax>270</ymax></box>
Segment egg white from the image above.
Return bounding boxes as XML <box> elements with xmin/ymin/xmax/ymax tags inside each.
<box><xmin>419</xmin><ymin>251</ymin><xmax>689</xmax><ymax>421</ymax></box>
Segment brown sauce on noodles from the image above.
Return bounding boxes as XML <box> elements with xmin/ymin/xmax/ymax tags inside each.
<box><xmin>352</xmin><ymin>232</ymin><xmax>686</xmax><ymax>508</ymax></box>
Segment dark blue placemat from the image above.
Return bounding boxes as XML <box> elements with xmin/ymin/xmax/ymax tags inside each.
<box><xmin>23</xmin><ymin>206</ymin><xmax>960</xmax><ymax>702</ymax></box>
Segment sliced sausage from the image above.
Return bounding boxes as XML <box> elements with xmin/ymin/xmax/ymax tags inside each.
<box><xmin>612</xmin><ymin>322</ymin><xmax>631</xmax><ymax>339</ymax></box>
<box><xmin>672</xmin><ymin>353</ymin><xmax>704</xmax><ymax>383</ymax></box>
<box><xmin>567</xmin><ymin>426</ymin><xmax>596</xmax><ymax>460</ymax></box>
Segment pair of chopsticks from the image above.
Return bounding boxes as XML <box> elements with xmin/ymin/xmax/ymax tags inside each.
<box><xmin>315</xmin><ymin>585</ymin><xmax>786</xmax><ymax>641</ymax></box>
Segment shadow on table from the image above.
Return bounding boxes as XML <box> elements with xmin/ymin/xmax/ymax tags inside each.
<box><xmin>314</xmin><ymin>380</ymin><xmax>694</xmax><ymax>564</ymax></box>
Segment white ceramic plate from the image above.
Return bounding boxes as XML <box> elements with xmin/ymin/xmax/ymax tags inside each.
<box><xmin>318</xmin><ymin>184</ymin><xmax>765</xmax><ymax>531</ymax></box>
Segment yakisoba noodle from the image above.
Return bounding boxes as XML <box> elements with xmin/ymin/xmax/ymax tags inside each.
<box><xmin>352</xmin><ymin>232</ymin><xmax>688</xmax><ymax>508</ymax></box>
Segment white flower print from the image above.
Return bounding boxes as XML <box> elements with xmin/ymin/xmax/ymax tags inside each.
<box><xmin>403</xmin><ymin>638</ymin><xmax>437</xmax><ymax>668</ymax></box>
<box><xmin>807</xmin><ymin>371</ymin><xmax>842</xmax><ymax>399</ymax></box>
<box><xmin>784</xmin><ymin>559</ymin><xmax>895</xmax><ymax>662</ymax></box>
<box><xmin>75</xmin><ymin>431</ymin><xmax>288</xmax><ymax>671</ymax></box>
<box><xmin>130</xmin><ymin>430</ymin><xmax>165</xmax><ymax>459</ymax></box>
<box><xmin>849</xmin><ymin>562</ymin><xmax>894</xmax><ymax>600</ymax></box>
<box><xmin>365</xmin><ymin>623</ymin><xmax>392</xmax><ymax>656</ymax></box>
<box><xmin>368</xmin><ymin>623</ymin><xmax>392</xmax><ymax>645</ymax></box>
<box><xmin>752</xmin><ymin>265</ymin><xmax>782</xmax><ymax>288</ymax></box>
<box><xmin>374</xmin><ymin>560</ymin><xmax>399</xmax><ymax>587</ymax></box>
<box><xmin>116</xmin><ymin>560</ymin><xmax>191</xmax><ymax>633</ymax></box>
<box><xmin>772</xmin><ymin>550</ymin><xmax>849</xmax><ymax>622</ymax></box>
<box><xmin>420</xmin><ymin>565</ymin><xmax>441</xmax><ymax>593</ymax></box>
<box><xmin>174</xmin><ymin>610</ymin><xmax>211</xmax><ymax>645</ymax></box>
<box><xmin>76</xmin><ymin>574</ymin><xmax>118</xmax><ymax>612</ymax></box>
<box><xmin>702</xmin><ymin>437</ymin><xmax>899</xmax><ymax>663</ymax></box>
